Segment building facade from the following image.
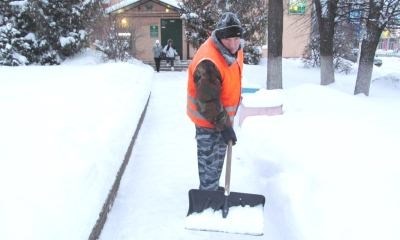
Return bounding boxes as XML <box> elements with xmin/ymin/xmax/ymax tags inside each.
<box><xmin>106</xmin><ymin>0</ymin><xmax>313</xmax><ymax>61</ymax></box>
<box><xmin>281</xmin><ymin>0</ymin><xmax>312</xmax><ymax>58</ymax></box>
<box><xmin>378</xmin><ymin>29</ymin><xmax>400</xmax><ymax>53</ymax></box>
<box><xmin>106</xmin><ymin>0</ymin><xmax>191</xmax><ymax>61</ymax></box>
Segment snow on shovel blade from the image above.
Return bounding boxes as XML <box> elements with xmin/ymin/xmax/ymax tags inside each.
<box><xmin>185</xmin><ymin>189</ymin><xmax>265</xmax><ymax>235</ymax></box>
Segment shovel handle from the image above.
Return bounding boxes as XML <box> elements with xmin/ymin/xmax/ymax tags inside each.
<box><xmin>224</xmin><ymin>140</ymin><xmax>232</xmax><ymax>196</ymax></box>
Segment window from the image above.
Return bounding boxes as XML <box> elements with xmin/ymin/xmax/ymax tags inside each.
<box><xmin>150</xmin><ymin>25</ymin><xmax>158</xmax><ymax>38</ymax></box>
<box><xmin>288</xmin><ymin>0</ymin><xmax>306</xmax><ymax>15</ymax></box>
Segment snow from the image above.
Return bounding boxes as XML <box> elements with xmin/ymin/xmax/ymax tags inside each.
<box><xmin>105</xmin><ymin>0</ymin><xmax>140</xmax><ymax>13</ymax></box>
<box><xmin>11</xmin><ymin>52</ymin><xmax>28</xmax><ymax>65</ymax></box>
<box><xmin>8</xmin><ymin>1</ymin><xmax>28</xmax><ymax>7</ymax></box>
<box><xmin>1</xmin><ymin>49</ymin><xmax>400</xmax><ymax>240</ymax></box>
<box><xmin>60</xmin><ymin>36</ymin><xmax>76</xmax><ymax>47</ymax></box>
<box><xmin>161</xmin><ymin>0</ymin><xmax>180</xmax><ymax>8</ymax></box>
<box><xmin>0</xmin><ymin>50</ymin><xmax>153</xmax><ymax>239</ymax></box>
<box><xmin>106</xmin><ymin>0</ymin><xmax>179</xmax><ymax>13</ymax></box>
<box><xmin>185</xmin><ymin>205</ymin><xmax>265</xmax><ymax>235</ymax></box>
<box><xmin>241</xmin><ymin>89</ymin><xmax>284</xmax><ymax>107</ymax></box>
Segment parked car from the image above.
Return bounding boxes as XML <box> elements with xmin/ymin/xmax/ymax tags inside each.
<box><xmin>373</xmin><ymin>58</ymin><xmax>383</xmax><ymax>67</ymax></box>
<box><xmin>345</xmin><ymin>49</ymin><xmax>383</xmax><ymax>67</ymax></box>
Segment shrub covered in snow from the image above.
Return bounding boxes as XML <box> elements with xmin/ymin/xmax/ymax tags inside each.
<box><xmin>179</xmin><ymin>0</ymin><xmax>267</xmax><ymax>65</ymax></box>
<box><xmin>0</xmin><ymin>0</ymin><xmax>102</xmax><ymax>66</ymax></box>
<box><xmin>243</xmin><ymin>44</ymin><xmax>262</xmax><ymax>65</ymax></box>
<box><xmin>92</xmin><ymin>19</ymin><xmax>134</xmax><ymax>62</ymax></box>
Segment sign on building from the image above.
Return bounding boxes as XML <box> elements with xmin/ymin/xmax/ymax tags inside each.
<box><xmin>288</xmin><ymin>0</ymin><xmax>306</xmax><ymax>15</ymax></box>
<box><xmin>150</xmin><ymin>25</ymin><xmax>159</xmax><ymax>38</ymax></box>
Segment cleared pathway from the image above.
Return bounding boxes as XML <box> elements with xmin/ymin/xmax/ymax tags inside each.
<box><xmin>99</xmin><ymin>71</ymin><xmax>280</xmax><ymax>240</ymax></box>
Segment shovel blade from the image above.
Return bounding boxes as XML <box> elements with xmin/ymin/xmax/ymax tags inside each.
<box><xmin>187</xmin><ymin>189</ymin><xmax>265</xmax><ymax>216</ymax></box>
<box><xmin>186</xmin><ymin>189</ymin><xmax>265</xmax><ymax>235</ymax></box>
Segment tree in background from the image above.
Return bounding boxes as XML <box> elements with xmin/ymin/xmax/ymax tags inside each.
<box><xmin>303</xmin><ymin>0</ymin><xmax>400</xmax><ymax>95</ymax></box>
<box><xmin>354</xmin><ymin>0</ymin><xmax>400</xmax><ymax>96</ymax></box>
<box><xmin>0</xmin><ymin>0</ymin><xmax>35</xmax><ymax>65</ymax></box>
<box><xmin>267</xmin><ymin>0</ymin><xmax>283</xmax><ymax>89</ymax></box>
<box><xmin>228</xmin><ymin>0</ymin><xmax>268</xmax><ymax>64</ymax></box>
<box><xmin>0</xmin><ymin>0</ymin><xmax>103</xmax><ymax>65</ymax></box>
<box><xmin>314</xmin><ymin>0</ymin><xmax>339</xmax><ymax>85</ymax></box>
<box><xmin>179</xmin><ymin>0</ymin><xmax>217</xmax><ymax>49</ymax></box>
<box><xmin>179</xmin><ymin>0</ymin><xmax>267</xmax><ymax>64</ymax></box>
<box><xmin>302</xmin><ymin>15</ymin><xmax>355</xmax><ymax>74</ymax></box>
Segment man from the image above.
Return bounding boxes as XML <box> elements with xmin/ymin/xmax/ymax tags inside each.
<box><xmin>187</xmin><ymin>12</ymin><xmax>243</xmax><ymax>191</ymax></box>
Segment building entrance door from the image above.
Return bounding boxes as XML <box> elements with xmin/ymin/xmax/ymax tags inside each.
<box><xmin>161</xmin><ymin>19</ymin><xmax>182</xmax><ymax>60</ymax></box>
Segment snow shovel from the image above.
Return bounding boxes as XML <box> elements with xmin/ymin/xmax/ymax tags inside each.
<box><xmin>185</xmin><ymin>141</ymin><xmax>265</xmax><ymax>235</ymax></box>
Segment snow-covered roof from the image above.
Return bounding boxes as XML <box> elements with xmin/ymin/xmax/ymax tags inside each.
<box><xmin>106</xmin><ymin>0</ymin><xmax>180</xmax><ymax>14</ymax></box>
<box><xmin>160</xmin><ymin>0</ymin><xmax>179</xmax><ymax>8</ymax></box>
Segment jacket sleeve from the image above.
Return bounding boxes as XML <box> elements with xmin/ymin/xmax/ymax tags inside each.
<box><xmin>193</xmin><ymin>60</ymin><xmax>231</xmax><ymax>130</ymax></box>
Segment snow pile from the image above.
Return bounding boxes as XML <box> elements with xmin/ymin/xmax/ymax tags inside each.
<box><xmin>1</xmin><ymin>53</ymin><xmax>400</xmax><ymax>240</ymax></box>
<box><xmin>0</xmin><ymin>51</ymin><xmax>154</xmax><ymax>240</ymax></box>
<box><xmin>241</xmin><ymin>89</ymin><xmax>284</xmax><ymax>107</ymax></box>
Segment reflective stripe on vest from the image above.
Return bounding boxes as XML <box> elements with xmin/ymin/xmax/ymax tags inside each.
<box><xmin>187</xmin><ymin>95</ymin><xmax>236</xmax><ymax>124</ymax></box>
<box><xmin>187</xmin><ymin>37</ymin><xmax>243</xmax><ymax>128</ymax></box>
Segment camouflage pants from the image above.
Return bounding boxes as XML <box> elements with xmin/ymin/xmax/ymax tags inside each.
<box><xmin>195</xmin><ymin>126</ymin><xmax>227</xmax><ymax>191</ymax></box>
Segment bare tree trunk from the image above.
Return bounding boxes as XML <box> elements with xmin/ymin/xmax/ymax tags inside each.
<box><xmin>314</xmin><ymin>0</ymin><xmax>337</xmax><ymax>85</ymax></box>
<box><xmin>354</xmin><ymin>38</ymin><xmax>380</xmax><ymax>96</ymax></box>
<box><xmin>267</xmin><ymin>0</ymin><xmax>283</xmax><ymax>89</ymax></box>
<box><xmin>354</xmin><ymin>1</ymin><xmax>384</xmax><ymax>96</ymax></box>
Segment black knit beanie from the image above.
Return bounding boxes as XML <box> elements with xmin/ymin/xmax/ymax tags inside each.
<box><xmin>215</xmin><ymin>12</ymin><xmax>243</xmax><ymax>39</ymax></box>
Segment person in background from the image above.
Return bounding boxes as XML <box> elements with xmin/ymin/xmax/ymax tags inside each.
<box><xmin>152</xmin><ymin>39</ymin><xmax>162</xmax><ymax>72</ymax></box>
<box><xmin>163</xmin><ymin>39</ymin><xmax>178</xmax><ymax>71</ymax></box>
<box><xmin>186</xmin><ymin>12</ymin><xmax>244</xmax><ymax>190</ymax></box>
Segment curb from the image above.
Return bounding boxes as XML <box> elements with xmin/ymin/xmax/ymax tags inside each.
<box><xmin>88</xmin><ymin>94</ymin><xmax>151</xmax><ymax>240</ymax></box>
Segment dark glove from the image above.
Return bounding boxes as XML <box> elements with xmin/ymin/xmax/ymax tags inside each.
<box><xmin>221</xmin><ymin>126</ymin><xmax>237</xmax><ymax>145</ymax></box>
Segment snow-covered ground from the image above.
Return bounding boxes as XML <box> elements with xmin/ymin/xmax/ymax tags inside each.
<box><xmin>1</xmin><ymin>50</ymin><xmax>399</xmax><ymax>240</ymax></box>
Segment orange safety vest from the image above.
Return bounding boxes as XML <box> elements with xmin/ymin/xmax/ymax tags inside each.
<box><xmin>187</xmin><ymin>37</ymin><xmax>243</xmax><ymax>128</ymax></box>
